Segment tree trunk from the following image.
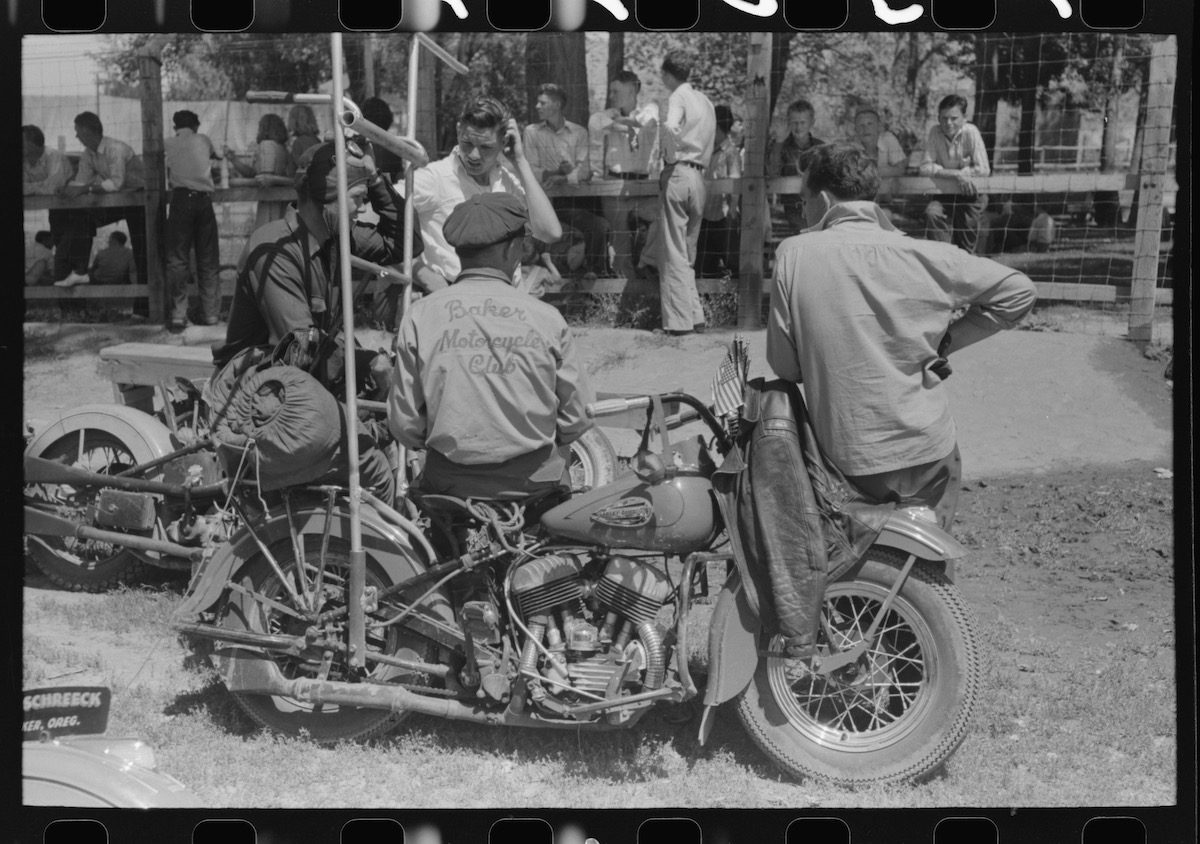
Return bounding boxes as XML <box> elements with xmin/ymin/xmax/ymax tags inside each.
<box><xmin>768</xmin><ymin>33</ymin><xmax>793</xmax><ymax>119</ymax></box>
<box><xmin>1099</xmin><ymin>38</ymin><xmax>1125</xmax><ymax>173</ymax></box>
<box><xmin>1013</xmin><ymin>35</ymin><xmax>1039</xmax><ymax>175</ymax></box>
<box><xmin>607</xmin><ymin>32</ymin><xmax>625</xmax><ymax>91</ymax></box>
<box><xmin>974</xmin><ymin>35</ymin><xmax>1002</xmax><ymax>168</ymax></box>
<box><xmin>526</xmin><ymin>32</ymin><xmax>590</xmax><ymax>127</ymax></box>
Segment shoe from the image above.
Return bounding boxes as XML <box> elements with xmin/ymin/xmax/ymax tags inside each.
<box><xmin>53</xmin><ymin>272</ymin><xmax>90</xmax><ymax>288</ymax></box>
<box><xmin>693</xmin><ymin>323</ymin><xmax>707</xmax><ymax>334</ymax></box>
<box><xmin>167</xmin><ymin>320</ymin><xmax>186</xmax><ymax>333</ymax></box>
<box><xmin>188</xmin><ymin>309</ymin><xmax>220</xmax><ymax>326</ymax></box>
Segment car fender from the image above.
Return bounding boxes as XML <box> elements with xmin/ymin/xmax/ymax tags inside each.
<box><xmin>24</xmin><ymin>404</ymin><xmax>176</xmax><ymax>467</ymax></box>
<box><xmin>23</xmin><ymin>738</ymin><xmax>202</xmax><ymax>808</ymax></box>
<box><xmin>175</xmin><ymin>495</ymin><xmax>451</xmax><ymax>628</ymax></box>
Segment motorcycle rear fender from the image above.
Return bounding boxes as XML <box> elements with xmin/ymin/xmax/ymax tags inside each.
<box><xmin>702</xmin><ymin>576</ymin><xmax>762</xmax><ymax>709</ymax></box>
<box><xmin>175</xmin><ymin>496</ymin><xmax>448</xmax><ymax>626</ymax></box>
<box><xmin>24</xmin><ymin>404</ymin><xmax>177</xmax><ymax>468</ymax></box>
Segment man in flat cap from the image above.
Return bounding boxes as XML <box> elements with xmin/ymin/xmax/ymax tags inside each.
<box><xmin>163</xmin><ymin>109</ymin><xmax>222</xmax><ymax>329</ymax></box>
<box><xmin>387</xmin><ymin>192</ymin><xmax>593</xmax><ymax>499</ymax></box>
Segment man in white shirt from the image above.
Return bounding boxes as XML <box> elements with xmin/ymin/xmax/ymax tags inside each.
<box><xmin>49</xmin><ymin>111</ymin><xmax>147</xmax><ymax>286</ymax></box>
<box><xmin>656</xmin><ymin>51</ymin><xmax>716</xmax><ymax>335</ymax></box>
<box><xmin>588</xmin><ymin>69</ymin><xmax>661</xmax><ymax>279</ymax></box>
<box><xmin>162</xmin><ymin>110</ymin><xmax>222</xmax><ymax>329</ymax></box>
<box><xmin>411</xmin><ymin>96</ymin><xmax>561</xmax><ymax>291</ymax></box>
<box><xmin>523</xmin><ymin>83</ymin><xmax>610</xmax><ymax>277</ymax></box>
<box><xmin>918</xmin><ymin>94</ymin><xmax>991</xmax><ymax>254</ymax></box>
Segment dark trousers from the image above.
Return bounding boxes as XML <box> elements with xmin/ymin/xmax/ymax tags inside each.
<box><xmin>845</xmin><ymin>444</ymin><xmax>962</xmax><ymax>530</ymax></box>
<box><xmin>165</xmin><ymin>189</ymin><xmax>222</xmax><ymax>321</ymax></box>
<box><xmin>697</xmin><ymin>214</ymin><xmax>740</xmax><ymax>276</ymax></box>
<box><xmin>49</xmin><ymin>206</ymin><xmax>147</xmax><ymax>283</ymax></box>
<box><xmin>924</xmin><ymin>194</ymin><xmax>988</xmax><ymax>255</ymax></box>
<box><xmin>554</xmin><ymin>198</ymin><xmax>611</xmax><ymax>275</ymax></box>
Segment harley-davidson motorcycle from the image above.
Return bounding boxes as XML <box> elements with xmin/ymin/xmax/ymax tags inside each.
<box><xmin>171</xmin><ymin>388</ymin><xmax>981</xmax><ymax>787</ymax></box>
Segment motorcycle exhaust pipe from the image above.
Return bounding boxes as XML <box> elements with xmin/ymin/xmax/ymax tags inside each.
<box><xmin>26</xmin><ymin>506</ymin><xmax>205</xmax><ymax>562</ymax></box>
<box><xmin>223</xmin><ymin>654</ymin><xmax>635</xmax><ymax>730</ymax></box>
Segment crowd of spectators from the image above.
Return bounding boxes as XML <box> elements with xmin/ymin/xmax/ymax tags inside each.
<box><xmin>23</xmin><ymin>60</ymin><xmax>1003</xmax><ymax>334</ymax></box>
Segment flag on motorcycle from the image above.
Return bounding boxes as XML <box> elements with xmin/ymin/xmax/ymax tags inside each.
<box><xmin>711</xmin><ymin>335</ymin><xmax>750</xmax><ymax>435</ymax></box>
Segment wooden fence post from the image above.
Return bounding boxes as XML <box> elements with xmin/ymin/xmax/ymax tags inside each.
<box><xmin>737</xmin><ymin>32</ymin><xmax>772</xmax><ymax>330</ymax></box>
<box><xmin>1128</xmin><ymin>36</ymin><xmax>1176</xmax><ymax>344</ymax></box>
<box><xmin>137</xmin><ymin>37</ymin><xmax>168</xmax><ymax>323</ymax></box>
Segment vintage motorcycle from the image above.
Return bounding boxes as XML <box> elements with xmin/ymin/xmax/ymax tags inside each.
<box><xmin>171</xmin><ymin>385</ymin><xmax>982</xmax><ymax>787</ymax></box>
<box><xmin>22</xmin><ymin>336</ymin><xmax>618</xmax><ymax>593</ymax></box>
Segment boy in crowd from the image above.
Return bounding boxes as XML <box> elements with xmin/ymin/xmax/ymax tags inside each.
<box><xmin>767</xmin><ymin>99</ymin><xmax>824</xmax><ymax>233</ymax></box>
<box><xmin>523</xmin><ymin>83</ymin><xmax>610</xmax><ymax>278</ymax></box>
<box><xmin>55</xmin><ymin>230</ymin><xmax>138</xmax><ymax>287</ymax></box>
<box><xmin>919</xmin><ymin>94</ymin><xmax>990</xmax><ymax>254</ymax></box>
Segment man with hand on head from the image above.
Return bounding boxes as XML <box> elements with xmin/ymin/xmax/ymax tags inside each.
<box><xmin>388</xmin><ymin>192</ymin><xmax>593</xmax><ymax>500</ymax></box>
<box><xmin>411</xmin><ymin>96</ymin><xmax>562</xmax><ymax>293</ymax></box>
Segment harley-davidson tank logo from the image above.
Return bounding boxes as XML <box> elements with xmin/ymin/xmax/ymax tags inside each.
<box><xmin>590</xmin><ymin>497</ymin><xmax>654</xmax><ymax>528</ymax></box>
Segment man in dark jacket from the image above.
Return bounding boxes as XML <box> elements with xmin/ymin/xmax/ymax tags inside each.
<box><xmin>214</xmin><ymin>140</ymin><xmax>420</xmax><ymax>368</ymax></box>
<box><xmin>213</xmin><ymin>140</ymin><xmax>422</xmax><ymax>502</ymax></box>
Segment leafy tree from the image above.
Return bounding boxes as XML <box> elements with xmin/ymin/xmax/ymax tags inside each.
<box><xmin>99</xmin><ymin>34</ymin><xmax>337</xmax><ymax>100</ymax></box>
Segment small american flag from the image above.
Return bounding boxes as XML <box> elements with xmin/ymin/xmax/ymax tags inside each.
<box><xmin>711</xmin><ymin>335</ymin><xmax>750</xmax><ymax>428</ymax></box>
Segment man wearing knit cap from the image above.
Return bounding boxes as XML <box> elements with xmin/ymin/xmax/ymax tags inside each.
<box><xmin>388</xmin><ymin>192</ymin><xmax>593</xmax><ymax>499</ymax></box>
<box><xmin>214</xmin><ymin>140</ymin><xmax>421</xmax><ymax>369</ymax></box>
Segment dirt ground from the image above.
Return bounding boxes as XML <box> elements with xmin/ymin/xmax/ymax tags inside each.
<box><xmin>22</xmin><ymin>315</ymin><xmax>1173</xmax><ymax>476</ymax></box>
<box><xmin>19</xmin><ymin>314</ymin><xmax>1181</xmax><ymax>807</ymax></box>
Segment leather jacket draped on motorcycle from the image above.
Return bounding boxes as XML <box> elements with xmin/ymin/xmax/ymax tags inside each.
<box><xmin>712</xmin><ymin>378</ymin><xmax>894</xmax><ymax>654</ymax></box>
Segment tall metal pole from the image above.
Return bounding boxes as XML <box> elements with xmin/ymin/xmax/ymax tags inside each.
<box><xmin>392</xmin><ymin>35</ymin><xmax>423</xmax><ymax>499</ymax></box>
<box><xmin>330</xmin><ymin>33</ymin><xmax>367</xmax><ymax>668</ymax></box>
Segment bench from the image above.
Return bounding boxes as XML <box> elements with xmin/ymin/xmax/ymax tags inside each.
<box><xmin>97</xmin><ymin>342</ymin><xmax>217</xmax><ymax>415</ymax></box>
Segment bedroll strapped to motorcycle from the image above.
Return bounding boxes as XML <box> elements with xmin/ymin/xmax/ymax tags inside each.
<box><xmin>712</xmin><ymin>378</ymin><xmax>893</xmax><ymax>655</ymax></box>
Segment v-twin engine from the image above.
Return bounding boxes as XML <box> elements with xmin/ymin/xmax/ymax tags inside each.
<box><xmin>510</xmin><ymin>552</ymin><xmax>674</xmax><ymax>711</ymax></box>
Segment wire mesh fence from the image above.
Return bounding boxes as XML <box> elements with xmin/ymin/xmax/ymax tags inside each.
<box><xmin>21</xmin><ymin>31</ymin><xmax>1177</xmax><ymax>340</ymax></box>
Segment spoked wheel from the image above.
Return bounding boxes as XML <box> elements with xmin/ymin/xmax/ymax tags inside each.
<box><xmin>25</xmin><ymin>429</ymin><xmax>153</xmax><ymax>591</ymax></box>
<box><xmin>736</xmin><ymin>549</ymin><xmax>981</xmax><ymax>787</ymax></box>
<box><xmin>224</xmin><ymin>536</ymin><xmax>435</xmax><ymax>743</ymax></box>
<box><xmin>568</xmin><ymin>427</ymin><xmax>618</xmax><ymax>493</ymax></box>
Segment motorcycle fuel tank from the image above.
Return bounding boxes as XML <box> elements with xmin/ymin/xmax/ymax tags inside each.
<box><xmin>541</xmin><ymin>471</ymin><xmax>720</xmax><ymax>553</ymax></box>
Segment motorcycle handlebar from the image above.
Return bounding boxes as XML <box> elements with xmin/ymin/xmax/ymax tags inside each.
<box><xmin>587</xmin><ymin>392</ymin><xmax>731</xmax><ymax>451</ymax></box>
<box><xmin>586</xmin><ymin>396</ymin><xmax>650</xmax><ymax>417</ymax></box>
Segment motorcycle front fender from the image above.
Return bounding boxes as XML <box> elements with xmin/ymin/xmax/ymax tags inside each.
<box><xmin>24</xmin><ymin>404</ymin><xmax>177</xmax><ymax>468</ymax></box>
<box><xmin>702</xmin><ymin>575</ymin><xmax>762</xmax><ymax>709</ymax></box>
<box><xmin>174</xmin><ymin>495</ymin><xmax>446</xmax><ymax>625</ymax></box>
<box><xmin>874</xmin><ymin>512</ymin><xmax>969</xmax><ymax>581</ymax></box>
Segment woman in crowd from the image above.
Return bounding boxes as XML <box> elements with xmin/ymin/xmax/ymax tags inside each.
<box><xmin>226</xmin><ymin>112</ymin><xmax>294</xmax><ymax>227</ymax></box>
